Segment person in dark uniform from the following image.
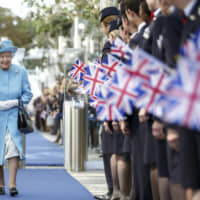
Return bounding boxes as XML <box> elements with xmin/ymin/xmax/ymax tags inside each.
<box><xmin>120</xmin><ymin>1</ymin><xmax>137</xmax><ymax>44</ymax></box>
<box><xmin>97</xmin><ymin>7</ymin><xmax>119</xmax><ymax>200</ymax></box>
<box><xmin>121</xmin><ymin>1</ymin><xmax>154</xmax><ymax>200</ymax></box>
<box><xmin>150</xmin><ymin>1</ymin><xmax>186</xmax><ymax>199</ymax></box>
<box><xmin>166</xmin><ymin>0</ymin><xmax>200</xmax><ymax>199</ymax></box>
<box><xmin>125</xmin><ymin>0</ymin><xmax>161</xmax><ymax>199</ymax></box>
<box><xmin>141</xmin><ymin>0</ymin><xmax>188</xmax><ymax>199</ymax></box>
<box><xmin>108</xmin><ymin>19</ymin><xmax>131</xmax><ymax>200</ymax></box>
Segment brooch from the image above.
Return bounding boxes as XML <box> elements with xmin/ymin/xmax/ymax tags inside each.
<box><xmin>14</xmin><ymin>70</ymin><xmax>19</xmax><ymax>74</ymax></box>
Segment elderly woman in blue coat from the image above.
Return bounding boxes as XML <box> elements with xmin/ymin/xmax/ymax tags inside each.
<box><xmin>0</xmin><ymin>40</ymin><xmax>33</xmax><ymax>196</ymax></box>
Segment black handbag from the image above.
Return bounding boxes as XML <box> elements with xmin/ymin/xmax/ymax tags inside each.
<box><xmin>18</xmin><ymin>100</ymin><xmax>34</xmax><ymax>134</ymax></box>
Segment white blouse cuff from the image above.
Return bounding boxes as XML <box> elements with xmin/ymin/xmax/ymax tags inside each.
<box><xmin>0</xmin><ymin>100</ymin><xmax>18</xmax><ymax>110</ymax></box>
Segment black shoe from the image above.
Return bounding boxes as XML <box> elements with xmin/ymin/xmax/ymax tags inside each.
<box><xmin>94</xmin><ymin>194</ymin><xmax>110</xmax><ymax>200</ymax></box>
<box><xmin>9</xmin><ymin>187</ymin><xmax>18</xmax><ymax>196</ymax></box>
<box><xmin>0</xmin><ymin>187</ymin><xmax>5</xmax><ymax>195</ymax></box>
<box><xmin>105</xmin><ymin>192</ymin><xmax>112</xmax><ymax>199</ymax></box>
<box><xmin>94</xmin><ymin>195</ymin><xmax>105</xmax><ymax>200</ymax></box>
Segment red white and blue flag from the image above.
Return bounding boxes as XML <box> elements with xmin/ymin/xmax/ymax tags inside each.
<box><xmin>82</xmin><ymin>63</ymin><xmax>108</xmax><ymax>99</ymax></box>
<box><xmin>161</xmin><ymin>57</ymin><xmax>200</xmax><ymax>131</ymax></box>
<box><xmin>95</xmin><ymin>57</ymin><xmax>101</xmax><ymax>64</ymax></box>
<box><xmin>124</xmin><ymin>48</ymin><xmax>160</xmax><ymax>82</ymax></box>
<box><xmin>68</xmin><ymin>60</ymin><xmax>86</xmax><ymax>82</ymax></box>
<box><xmin>111</xmin><ymin>37</ymin><xmax>133</xmax><ymax>62</ymax></box>
<box><xmin>180</xmin><ymin>28</ymin><xmax>200</xmax><ymax>62</ymax></box>
<box><xmin>96</xmin><ymin>98</ymin><xmax>125</xmax><ymax>121</ymax></box>
<box><xmin>138</xmin><ymin>71</ymin><xmax>171</xmax><ymax>114</ymax></box>
<box><xmin>105</xmin><ymin>68</ymin><xmax>141</xmax><ymax>114</ymax></box>
<box><xmin>100</xmin><ymin>54</ymin><xmax>122</xmax><ymax>77</ymax></box>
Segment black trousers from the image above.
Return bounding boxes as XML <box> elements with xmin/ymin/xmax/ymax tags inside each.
<box><xmin>167</xmin><ymin>144</ymin><xmax>181</xmax><ymax>184</ymax></box>
<box><xmin>52</xmin><ymin>116</ymin><xmax>61</xmax><ymax>135</ymax></box>
<box><xmin>103</xmin><ymin>153</ymin><xmax>113</xmax><ymax>191</ymax></box>
<box><xmin>131</xmin><ymin>128</ymin><xmax>153</xmax><ymax>200</ymax></box>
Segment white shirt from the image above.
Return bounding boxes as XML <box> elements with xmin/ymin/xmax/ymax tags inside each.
<box><xmin>130</xmin><ymin>32</ymin><xmax>138</xmax><ymax>39</ymax></box>
<box><xmin>138</xmin><ymin>22</ymin><xmax>147</xmax><ymax>33</ymax></box>
<box><xmin>184</xmin><ymin>0</ymin><xmax>197</xmax><ymax>16</ymax></box>
<box><xmin>154</xmin><ymin>8</ymin><xmax>162</xmax><ymax>19</ymax></box>
<box><xmin>130</xmin><ymin>22</ymin><xmax>147</xmax><ymax>39</ymax></box>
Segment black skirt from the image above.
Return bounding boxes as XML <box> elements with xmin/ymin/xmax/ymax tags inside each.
<box><xmin>179</xmin><ymin>128</ymin><xmax>200</xmax><ymax>189</ymax></box>
<box><xmin>123</xmin><ymin>135</ymin><xmax>131</xmax><ymax>153</ymax></box>
<box><xmin>101</xmin><ymin>129</ymin><xmax>114</xmax><ymax>154</ymax></box>
<box><xmin>167</xmin><ymin>144</ymin><xmax>182</xmax><ymax>184</ymax></box>
<box><xmin>155</xmin><ymin>139</ymin><xmax>169</xmax><ymax>177</ymax></box>
<box><xmin>113</xmin><ymin>130</ymin><xmax>124</xmax><ymax>154</ymax></box>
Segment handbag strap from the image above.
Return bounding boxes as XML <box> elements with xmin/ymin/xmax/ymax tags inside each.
<box><xmin>18</xmin><ymin>99</ymin><xmax>24</xmax><ymax>111</ymax></box>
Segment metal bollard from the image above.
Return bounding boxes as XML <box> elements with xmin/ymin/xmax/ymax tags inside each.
<box><xmin>64</xmin><ymin>98</ymin><xmax>88</xmax><ymax>172</ymax></box>
<box><xmin>71</xmin><ymin>100</ymin><xmax>85</xmax><ymax>172</ymax></box>
<box><xmin>64</xmin><ymin>101</ymin><xmax>72</xmax><ymax>170</ymax></box>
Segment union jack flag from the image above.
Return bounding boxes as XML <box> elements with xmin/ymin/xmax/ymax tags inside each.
<box><xmin>180</xmin><ymin>28</ymin><xmax>200</xmax><ymax>62</ymax></box>
<box><xmin>161</xmin><ymin>57</ymin><xmax>200</xmax><ymax>131</ymax></box>
<box><xmin>131</xmin><ymin>48</ymin><xmax>169</xmax><ymax>77</ymax></box>
<box><xmin>111</xmin><ymin>37</ymin><xmax>133</xmax><ymax>61</ymax></box>
<box><xmin>96</xmin><ymin>99</ymin><xmax>125</xmax><ymax>121</ymax></box>
<box><xmin>137</xmin><ymin>71</ymin><xmax>171</xmax><ymax>115</ymax></box>
<box><xmin>88</xmin><ymin>84</ymin><xmax>125</xmax><ymax>121</ymax></box>
<box><xmin>82</xmin><ymin>63</ymin><xmax>108</xmax><ymax>99</ymax></box>
<box><xmin>95</xmin><ymin>57</ymin><xmax>101</xmax><ymax>64</ymax></box>
<box><xmin>100</xmin><ymin>54</ymin><xmax>122</xmax><ymax>77</ymax></box>
<box><xmin>105</xmin><ymin>68</ymin><xmax>141</xmax><ymax>114</ymax></box>
<box><xmin>128</xmin><ymin>48</ymin><xmax>172</xmax><ymax>113</ymax></box>
<box><xmin>68</xmin><ymin>60</ymin><xmax>86</xmax><ymax>82</ymax></box>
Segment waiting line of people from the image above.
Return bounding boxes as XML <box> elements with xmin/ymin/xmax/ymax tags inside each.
<box><xmin>94</xmin><ymin>0</ymin><xmax>200</xmax><ymax>200</ymax></box>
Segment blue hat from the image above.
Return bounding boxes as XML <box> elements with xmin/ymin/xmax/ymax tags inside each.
<box><xmin>0</xmin><ymin>40</ymin><xmax>17</xmax><ymax>55</ymax></box>
<box><xmin>99</xmin><ymin>7</ymin><xmax>119</xmax><ymax>22</ymax></box>
<box><xmin>108</xmin><ymin>20</ymin><xmax>119</xmax><ymax>33</ymax></box>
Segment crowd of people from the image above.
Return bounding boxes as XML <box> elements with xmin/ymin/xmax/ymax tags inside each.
<box><xmin>33</xmin><ymin>78</ymin><xmax>79</xmax><ymax>144</ymax></box>
<box><xmin>94</xmin><ymin>0</ymin><xmax>200</xmax><ymax>200</ymax></box>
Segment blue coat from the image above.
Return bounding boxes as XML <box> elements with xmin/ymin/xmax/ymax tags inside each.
<box><xmin>0</xmin><ymin>64</ymin><xmax>33</xmax><ymax>165</ymax></box>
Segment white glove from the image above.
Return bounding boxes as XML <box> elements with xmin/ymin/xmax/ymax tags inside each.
<box><xmin>0</xmin><ymin>100</ymin><xmax>19</xmax><ymax>110</ymax></box>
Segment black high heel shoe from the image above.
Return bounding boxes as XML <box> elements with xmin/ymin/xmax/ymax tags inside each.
<box><xmin>9</xmin><ymin>187</ymin><xmax>18</xmax><ymax>196</ymax></box>
<box><xmin>0</xmin><ymin>187</ymin><xmax>5</xmax><ymax>195</ymax></box>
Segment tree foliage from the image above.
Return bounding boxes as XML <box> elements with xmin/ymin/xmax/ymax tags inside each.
<box><xmin>23</xmin><ymin>0</ymin><xmax>73</xmax><ymax>49</ymax></box>
<box><xmin>0</xmin><ymin>7</ymin><xmax>35</xmax><ymax>48</ymax></box>
<box><xmin>71</xmin><ymin>0</ymin><xmax>101</xmax><ymax>35</ymax></box>
<box><xmin>21</xmin><ymin>0</ymin><xmax>103</xmax><ymax>71</ymax></box>
<box><xmin>24</xmin><ymin>0</ymin><xmax>102</xmax><ymax>44</ymax></box>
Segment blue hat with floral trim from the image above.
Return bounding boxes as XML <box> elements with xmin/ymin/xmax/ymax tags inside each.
<box><xmin>0</xmin><ymin>40</ymin><xmax>17</xmax><ymax>55</ymax></box>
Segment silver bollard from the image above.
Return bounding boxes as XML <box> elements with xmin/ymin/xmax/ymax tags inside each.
<box><xmin>64</xmin><ymin>101</ymin><xmax>72</xmax><ymax>170</ymax></box>
<box><xmin>64</xmin><ymin>97</ymin><xmax>88</xmax><ymax>172</ymax></box>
